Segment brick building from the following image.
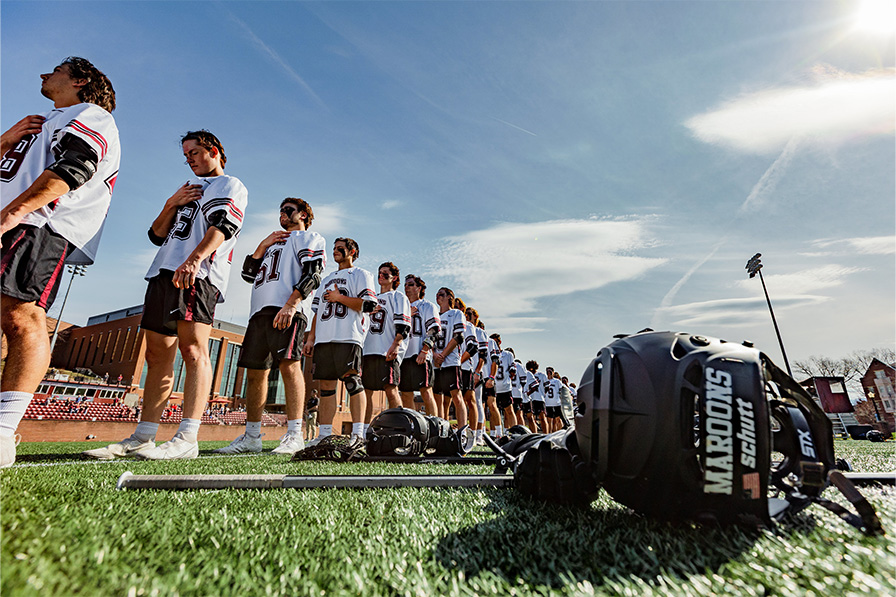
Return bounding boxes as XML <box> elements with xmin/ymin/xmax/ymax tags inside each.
<box><xmin>859</xmin><ymin>358</ymin><xmax>895</xmax><ymax>433</ymax></box>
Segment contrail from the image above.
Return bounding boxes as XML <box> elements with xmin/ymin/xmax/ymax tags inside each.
<box><xmin>226</xmin><ymin>11</ymin><xmax>328</xmax><ymax>110</ymax></box>
<box><xmin>490</xmin><ymin>117</ymin><xmax>538</xmax><ymax>136</ymax></box>
<box><xmin>651</xmin><ymin>138</ymin><xmax>798</xmax><ymax>327</ymax></box>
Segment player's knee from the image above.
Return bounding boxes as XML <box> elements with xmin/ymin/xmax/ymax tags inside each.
<box><xmin>342</xmin><ymin>373</ymin><xmax>363</xmax><ymax>396</ymax></box>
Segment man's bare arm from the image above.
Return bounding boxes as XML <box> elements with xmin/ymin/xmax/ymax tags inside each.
<box><xmin>172</xmin><ymin>227</ymin><xmax>226</xmax><ymax>289</ymax></box>
<box><xmin>1</xmin><ymin>170</ymin><xmax>70</xmax><ymax>240</ymax></box>
<box><xmin>148</xmin><ymin>183</ymin><xmax>204</xmax><ymax>243</ymax></box>
<box><xmin>1</xmin><ymin>115</ymin><xmax>45</xmax><ymax>156</ymax></box>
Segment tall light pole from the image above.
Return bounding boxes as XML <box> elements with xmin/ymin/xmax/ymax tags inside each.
<box><xmin>49</xmin><ymin>264</ymin><xmax>87</xmax><ymax>353</ymax></box>
<box><xmin>745</xmin><ymin>253</ymin><xmax>792</xmax><ymax>377</ymax></box>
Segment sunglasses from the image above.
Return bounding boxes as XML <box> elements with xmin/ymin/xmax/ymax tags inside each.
<box><xmin>378</xmin><ymin>271</ymin><xmax>393</xmax><ymax>278</ymax></box>
<box><xmin>280</xmin><ymin>206</ymin><xmax>298</xmax><ymax>216</ymax></box>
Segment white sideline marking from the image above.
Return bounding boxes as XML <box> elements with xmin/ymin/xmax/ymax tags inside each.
<box><xmin>7</xmin><ymin>451</ymin><xmax>276</xmax><ymax>469</ymax></box>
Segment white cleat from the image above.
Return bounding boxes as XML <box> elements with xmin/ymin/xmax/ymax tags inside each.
<box><xmin>83</xmin><ymin>435</ymin><xmax>155</xmax><ymax>460</ymax></box>
<box><xmin>1</xmin><ymin>434</ymin><xmax>21</xmax><ymax>468</ymax></box>
<box><xmin>271</xmin><ymin>431</ymin><xmax>305</xmax><ymax>455</ymax></box>
<box><xmin>136</xmin><ymin>433</ymin><xmax>198</xmax><ymax>460</ymax></box>
<box><xmin>214</xmin><ymin>433</ymin><xmax>263</xmax><ymax>454</ymax></box>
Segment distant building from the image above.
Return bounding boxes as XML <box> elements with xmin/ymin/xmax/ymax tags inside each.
<box><xmin>859</xmin><ymin>358</ymin><xmax>895</xmax><ymax>433</ymax></box>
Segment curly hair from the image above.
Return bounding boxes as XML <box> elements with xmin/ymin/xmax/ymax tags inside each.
<box><xmin>181</xmin><ymin>130</ymin><xmax>227</xmax><ymax>167</ymax></box>
<box><xmin>62</xmin><ymin>57</ymin><xmax>115</xmax><ymax>113</ymax></box>
<box><xmin>334</xmin><ymin>237</ymin><xmax>359</xmax><ymax>259</ymax></box>
<box><xmin>405</xmin><ymin>275</ymin><xmax>427</xmax><ymax>298</ymax></box>
<box><xmin>280</xmin><ymin>198</ymin><xmax>314</xmax><ymax>227</ymax></box>
<box><xmin>378</xmin><ymin>262</ymin><xmax>400</xmax><ymax>290</ymax></box>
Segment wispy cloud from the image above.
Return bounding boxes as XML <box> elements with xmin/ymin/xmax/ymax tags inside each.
<box><xmin>685</xmin><ymin>68</ymin><xmax>895</xmax><ymax>154</ymax></box>
<box><xmin>657</xmin><ymin>295</ymin><xmax>831</xmax><ymax>328</ymax></box>
<box><xmin>426</xmin><ymin>218</ymin><xmax>667</xmax><ymax>322</ymax></box>
<box><xmin>381</xmin><ymin>200</ymin><xmax>401</xmax><ymax>210</ymax></box>
<box><xmin>226</xmin><ymin>11</ymin><xmax>327</xmax><ymax>110</ymax></box>
<box><xmin>735</xmin><ymin>264</ymin><xmax>867</xmax><ymax>294</ymax></box>
<box><xmin>811</xmin><ymin>235</ymin><xmax>896</xmax><ymax>255</ymax></box>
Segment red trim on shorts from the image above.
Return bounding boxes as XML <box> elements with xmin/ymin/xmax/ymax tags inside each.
<box><xmin>184</xmin><ymin>284</ymin><xmax>197</xmax><ymax>321</ymax></box>
<box><xmin>37</xmin><ymin>241</ymin><xmax>69</xmax><ymax>309</ymax></box>
<box><xmin>286</xmin><ymin>318</ymin><xmax>299</xmax><ymax>356</ymax></box>
<box><xmin>0</xmin><ymin>229</ymin><xmax>28</xmax><ymax>275</ymax></box>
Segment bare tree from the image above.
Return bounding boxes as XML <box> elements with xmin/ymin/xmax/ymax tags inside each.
<box><xmin>794</xmin><ymin>347</ymin><xmax>895</xmax><ymax>403</ymax></box>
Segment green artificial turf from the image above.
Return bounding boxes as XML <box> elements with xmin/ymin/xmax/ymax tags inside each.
<box><xmin>1</xmin><ymin>440</ymin><xmax>893</xmax><ymax>596</ymax></box>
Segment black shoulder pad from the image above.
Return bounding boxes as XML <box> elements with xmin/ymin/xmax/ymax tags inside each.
<box><xmin>47</xmin><ymin>133</ymin><xmax>99</xmax><ymax>190</ymax></box>
<box><xmin>148</xmin><ymin>228</ymin><xmax>166</xmax><ymax>247</ymax></box>
<box><xmin>208</xmin><ymin>210</ymin><xmax>238</xmax><ymax>240</ymax></box>
<box><xmin>242</xmin><ymin>255</ymin><xmax>262</xmax><ymax>283</ymax></box>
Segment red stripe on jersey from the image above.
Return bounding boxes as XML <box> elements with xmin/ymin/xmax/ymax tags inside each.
<box><xmin>69</xmin><ymin>120</ymin><xmax>108</xmax><ymax>158</ymax></box>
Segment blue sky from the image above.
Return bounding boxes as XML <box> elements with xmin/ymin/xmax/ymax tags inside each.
<box><xmin>3</xmin><ymin>1</ymin><xmax>894</xmax><ymax>386</ymax></box>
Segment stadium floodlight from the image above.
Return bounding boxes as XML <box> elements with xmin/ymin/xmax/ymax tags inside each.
<box><xmin>744</xmin><ymin>253</ymin><xmax>792</xmax><ymax>376</ymax></box>
<box><xmin>49</xmin><ymin>264</ymin><xmax>87</xmax><ymax>353</ymax></box>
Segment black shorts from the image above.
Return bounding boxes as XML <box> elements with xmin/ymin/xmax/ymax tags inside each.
<box><xmin>546</xmin><ymin>405</ymin><xmax>563</xmax><ymax>419</ymax></box>
<box><xmin>362</xmin><ymin>354</ymin><xmax>400</xmax><ymax>390</ymax></box>
<box><xmin>520</xmin><ymin>401</ymin><xmax>532</xmax><ymax>414</ymax></box>
<box><xmin>312</xmin><ymin>342</ymin><xmax>362</xmax><ymax>381</ymax></box>
<box><xmin>238</xmin><ymin>306</ymin><xmax>307</xmax><ymax>370</ymax></box>
<box><xmin>399</xmin><ymin>356</ymin><xmax>433</xmax><ymax>391</ymax></box>
<box><xmin>0</xmin><ymin>224</ymin><xmax>73</xmax><ymax>310</ymax></box>
<box><xmin>461</xmin><ymin>369</ymin><xmax>474</xmax><ymax>392</ymax></box>
<box><xmin>512</xmin><ymin>397</ymin><xmax>523</xmax><ymax>412</ymax></box>
<box><xmin>483</xmin><ymin>384</ymin><xmax>496</xmax><ymax>399</ymax></box>
<box><xmin>140</xmin><ymin>270</ymin><xmax>219</xmax><ymax>336</ymax></box>
<box><xmin>435</xmin><ymin>366</ymin><xmax>461</xmax><ymax>395</ymax></box>
<box><xmin>496</xmin><ymin>391</ymin><xmax>513</xmax><ymax>410</ymax></box>
<box><xmin>531</xmin><ymin>400</ymin><xmax>545</xmax><ymax>415</ymax></box>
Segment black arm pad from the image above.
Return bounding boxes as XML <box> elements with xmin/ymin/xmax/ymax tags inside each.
<box><xmin>395</xmin><ymin>323</ymin><xmax>411</xmax><ymax>339</ymax></box>
<box><xmin>423</xmin><ymin>327</ymin><xmax>439</xmax><ymax>349</ymax></box>
<box><xmin>452</xmin><ymin>330</ymin><xmax>465</xmax><ymax>346</ymax></box>
<box><xmin>478</xmin><ymin>348</ymin><xmax>488</xmax><ymax>360</ymax></box>
<box><xmin>242</xmin><ymin>255</ymin><xmax>262</xmax><ymax>283</ymax></box>
<box><xmin>47</xmin><ymin>133</ymin><xmax>98</xmax><ymax>191</ymax></box>
<box><xmin>465</xmin><ymin>339</ymin><xmax>478</xmax><ymax>356</ymax></box>
<box><xmin>362</xmin><ymin>299</ymin><xmax>377</xmax><ymax>313</ymax></box>
<box><xmin>207</xmin><ymin>210</ymin><xmax>239</xmax><ymax>240</ymax></box>
<box><xmin>148</xmin><ymin>228</ymin><xmax>166</xmax><ymax>246</ymax></box>
<box><xmin>293</xmin><ymin>259</ymin><xmax>323</xmax><ymax>300</ymax></box>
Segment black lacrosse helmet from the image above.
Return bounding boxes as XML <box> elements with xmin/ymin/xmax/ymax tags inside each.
<box><xmin>574</xmin><ymin>330</ymin><xmax>837</xmax><ymax>527</ymax></box>
<box><xmin>367</xmin><ymin>408</ymin><xmax>430</xmax><ymax>457</ymax></box>
<box><xmin>367</xmin><ymin>408</ymin><xmax>475</xmax><ymax>457</ymax></box>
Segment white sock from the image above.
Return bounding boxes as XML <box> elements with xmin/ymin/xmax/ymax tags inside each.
<box><xmin>177</xmin><ymin>418</ymin><xmax>201</xmax><ymax>440</ymax></box>
<box><xmin>496</xmin><ymin>425</ymin><xmax>504</xmax><ymax>436</ymax></box>
<box><xmin>134</xmin><ymin>421</ymin><xmax>159</xmax><ymax>442</ymax></box>
<box><xmin>0</xmin><ymin>391</ymin><xmax>33</xmax><ymax>437</ymax></box>
<box><xmin>287</xmin><ymin>419</ymin><xmax>300</xmax><ymax>434</ymax></box>
<box><xmin>246</xmin><ymin>421</ymin><xmax>262</xmax><ymax>437</ymax></box>
<box><xmin>319</xmin><ymin>424</ymin><xmax>333</xmax><ymax>438</ymax></box>
<box><xmin>362</xmin><ymin>423</ymin><xmax>369</xmax><ymax>436</ymax></box>
<box><xmin>352</xmin><ymin>422</ymin><xmax>363</xmax><ymax>437</ymax></box>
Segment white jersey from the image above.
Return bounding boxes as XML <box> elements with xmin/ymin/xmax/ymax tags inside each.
<box><xmin>311</xmin><ymin>266</ymin><xmax>376</xmax><ymax>346</ymax></box>
<box><xmin>545</xmin><ymin>377</ymin><xmax>563</xmax><ymax>407</ymax></box>
<box><xmin>494</xmin><ymin>350</ymin><xmax>516</xmax><ymax>393</ymax></box>
<box><xmin>363</xmin><ymin>289</ymin><xmax>411</xmax><ymax>360</ymax></box>
<box><xmin>519</xmin><ymin>369</ymin><xmax>535</xmax><ymax>404</ymax></box>
<box><xmin>484</xmin><ymin>338</ymin><xmax>500</xmax><ymax>378</ymax></box>
<box><xmin>406</xmin><ymin>298</ymin><xmax>440</xmax><ymax>360</ymax></box>
<box><xmin>461</xmin><ymin>322</ymin><xmax>478</xmax><ymax>372</ymax></box>
<box><xmin>511</xmin><ymin>362</ymin><xmax>524</xmax><ymax>399</ymax></box>
<box><xmin>473</xmin><ymin>326</ymin><xmax>489</xmax><ymax>374</ymax></box>
<box><xmin>434</xmin><ymin>308</ymin><xmax>466</xmax><ymax>368</ymax></box>
<box><xmin>528</xmin><ymin>371</ymin><xmax>547</xmax><ymax>402</ymax></box>
<box><xmin>2</xmin><ymin>103</ymin><xmax>120</xmax><ymax>264</ymax></box>
<box><xmin>145</xmin><ymin>175</ymin><xmax>247</xmax><ymax>300</ymax></box>
<box><xmin>248</xmin><ymin>230</ymin><xmax>326</xmax><ymax>321</ymax></box>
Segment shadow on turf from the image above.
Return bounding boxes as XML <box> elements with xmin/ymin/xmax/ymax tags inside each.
<box><xmin>434</xmin><ymin>491</ymin><xmax>762</xmax><ymax>589</ymax></box>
